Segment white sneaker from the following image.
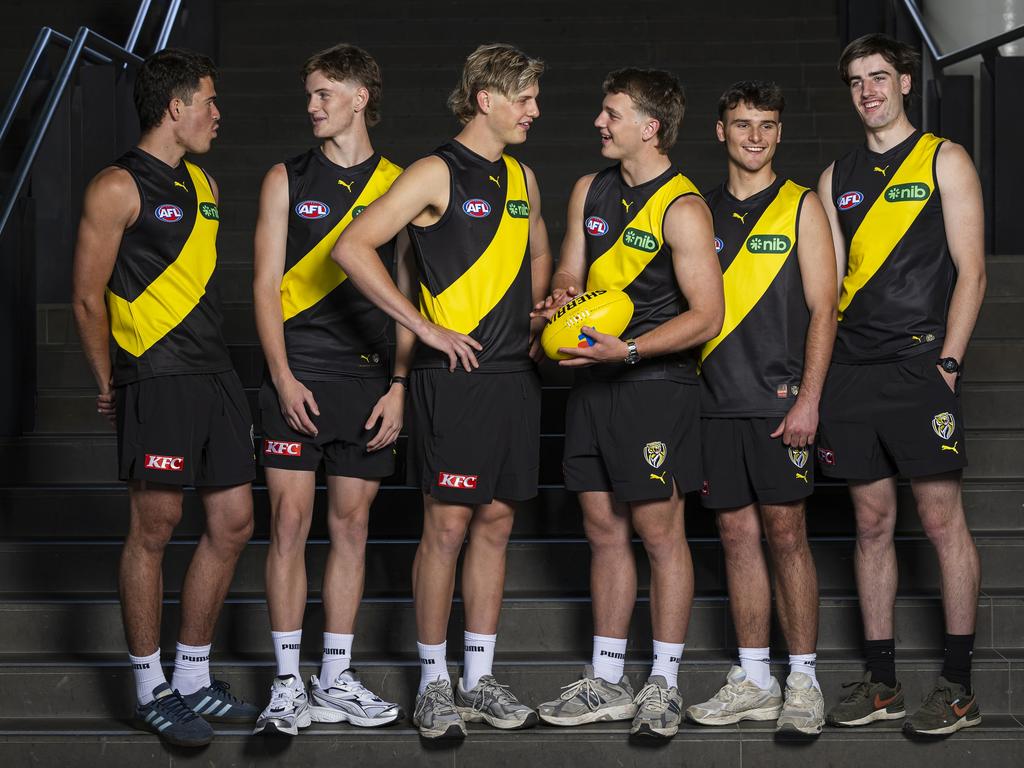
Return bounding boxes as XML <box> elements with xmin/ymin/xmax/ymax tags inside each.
<box><xmin>309</xmin><ymin>669</ymin><xmax>401</xmax><ymax>727</ymax></box>
<box><xmin>776</xmin><ymin>671</ymin><xmax>825</xmax><ymax>736</ymax></box>
<box><xmin>686</xmin><ymin>665</ymin><xmax>783</xmax><ymax>726</ymax></box>
<box><xmin>253</xmin><ymin>675</ymin><xmax>312</xmax><ymax>736</ymax></box>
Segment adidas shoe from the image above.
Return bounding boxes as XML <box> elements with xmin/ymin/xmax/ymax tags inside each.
<box><xmin>413</xmin><ymin>679</ymin><xmax>466</xmax><ymax>740</ymax></box>
<box><xmin>630</xmin><ymin>675</ymin><xmax>683</xmax><ymax>739</ymax></box>
<box><xmin>686</xmin><ymin>665</ymin><xmax>783</xmax><ymax>726</ymax></box>
<box><xmin>252</xmin><ymin>675</ymin><xmax>312</xmax><ymax>737</ymax></box>
<box><xmin>827</xmin><ymin>671</ymin><xmax>905</xmax><ymax>727</ymax></box>
<box><xmin>455</xmin><ymin>675</ymin><xmax>538</xmax><ymax>730</ymax></box>
<box><xmin>904</xmin><ymin>677</ymin><xmax>981</xmax><ymax>737</ymax></box>
<box><xmin>537</xmin><ymin>665</ymin><xmax>637</xmax><ymax>726</ymax></box>
<box><xmin>133</xmin><ymin>682</ymin><xmax>214</xmax><ymax>747</ymax></box>
<box><xmin>309</xmin><ymin>669</ymin><xmax>401</xmax><ymax>727</ymax></box>
<box><xmin>776</xmin><ymin>671</ymin><xmax>825</xmax><ymax>736</ymax></box>
<box><xmin>181</xmin><ymin>678</ymin><xmax>259</xmax><ymax>723</ymax></box>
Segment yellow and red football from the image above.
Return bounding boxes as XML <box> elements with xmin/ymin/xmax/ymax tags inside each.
<box><xmin>541</xmin><ymin>289</ymin><xmax>635</xmax><ymax>361</ymax></box>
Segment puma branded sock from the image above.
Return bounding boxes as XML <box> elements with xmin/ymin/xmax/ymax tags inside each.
<box><xmin>129</xmin><ymin>648</ymin><xmax>167</xmax><ymax>705</ymax></box>
<box><xmin>651</xmin><ymin>640</ymin><xmax>685</xmax><ymax>689</ymax></box>
<box><xmin>417</xmin><ymin>640</ymin><xmax>449</xmax><ymax>694</ymax></box>
<box><xmin>592</xmin><ymin>635</ymin><xmax>628</xmax><ymax>684</ymax></box>
<box><xmin>170</xmin><ymin>642</ymin><xmax>212</xmax><ymax>696</ymax></box>
<box><xmin>462</xmin><ymin>631</ymin><xmax>497</xmax><ymax>691</ymax></box>
<box><xmin>320</xmin><ymin>632</ymin><xmax>354</xmax><ymax>686</ymax></box>
<box><xmin>738</xmin><ymin>646</ymin><xmax>773</xmax><ymax>690</ymax></box>
<box><xmin>272</xmin><ymin>629</ymin><xmax>303</xmax><ymax>680</ymax></box>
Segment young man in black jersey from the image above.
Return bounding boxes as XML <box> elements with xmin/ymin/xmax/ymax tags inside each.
<box><xmin>332</xmin><ymin>43</ymin><xmax>553</xmax><ymax>739</ymax></box>
<box><xmin>251</xmin><ymin>44</ymin><xmax>408</xmax><ymax>737</ymax></box>
<box><xmin>817</xmin><ymin>34</ymin><xmax>986</xmax><ymax>736</ymax></box>
<box><xmin>72</xmin><ymin>49</ymin><xmax>257</xmax><ymax>747</ymax></box>
<box><xmin>533</xmin><ymin>69</ymin><xmax>723</xmax><ymax>739</ymax></box>
<box><xmin>685</xmin><ymin>81</ymin><xmax>836</xmax><ymax>736</ymax></box>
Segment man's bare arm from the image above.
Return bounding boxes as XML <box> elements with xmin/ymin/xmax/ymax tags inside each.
<box><xmin>817</xmin><ymin>162</ymin><xmax>847</xmax><ymax>296</ymax></box>
<box><xmin>522</xmin><ymin>164</ymin><xmax>554</xmax><ymax>360</ymax></box>
<box><xmin>531</xmin><ymin>174</ymin><xmax>593</xmax><ymax>322</ymax></box>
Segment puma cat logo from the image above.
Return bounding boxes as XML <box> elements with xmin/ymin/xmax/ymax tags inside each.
<box><xmin>732</xmin><ymin>211</ymin><xmax>748</xmax><ymax>223</ymax></box>
<box><xmin>488</xmin><ymin>175</ymin><xmax>501</xmax><ymax>187</ymax></box>
<box><xmin>942</xmin><ymin>441</ymin><xmax>959</xmax><ymax>455</ymax></box>
<box><xmin>649</xmin><ymin>471</ymin><xmax>667</xmax><ymax>484</ymax></box>
<box><xmin>795</xmin><ymin>471</ymin><xmax>809</xmax><ymax>483</ymax></box>
<box><xmin>337</xmin><ymin>179</ymin><xmax>354</xmax><ymax>191</ymax></box>
<box><xmin>621</xmin><ymin>199</ymin><xmax>634</xmax><ymax>213</ymax></box>
<box><xmin>873</xmin><ymin>165</ymin><xmax>890</xmax><ymax>176</ymax></box>
<box><xmin>173</xmin><ymin>181</ymin><xmax>189</xmax><ymax>192</ymax></box>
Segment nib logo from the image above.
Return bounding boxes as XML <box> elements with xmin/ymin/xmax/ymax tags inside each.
<box><xmin>144</xmin><ymin>454</ymin><xmax>184</xmax><ymax>471</ymax></box>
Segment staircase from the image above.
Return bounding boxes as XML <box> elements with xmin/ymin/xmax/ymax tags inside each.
<box><xmin>2</xmin><ymin>0</ymin><xmax>1023</xmax><ymax>765</ymax></box>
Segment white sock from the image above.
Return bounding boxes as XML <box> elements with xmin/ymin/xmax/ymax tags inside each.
<box><xmin>320</xmin><ymin>632</ymin><xmax>354</xmax><ymax>685</ymax></box>
<box><xmin>129</xmin><ymin>648</ymin><xmax>166</xmax><ymax>705</ymax></box>
<box><xmin>651</xmin><ymin>640</ymin><xmax>685</xmax><ymax>689</ymax></box>
<box><xmin>170</xmin><ymin>642</ymin><xmax>212</xmax><ymax>696</ymax></box>
<box><xmin>463</xmin><ymin>631</ymin><xmax>497</xmax><ymax>690</ymax></box>
<box><xmin>789</xmin><ymin>653</ymin><xmax>820</xmax><ymax>689</ymax></box>
<box><xmin>417</xmin><ymin>641</ymin><xmax>449</xmax><ymax>694</ymax></box>
<box><xmin>738</xmin><ymin>646</ymin><xmax>773</xmax><ymax>690</ymax></box>
<box><xmin>272</xmin><ymin>629</ymin><xmax>302</xmax><ymax>679</ymax></box>
<box><xmin>592</xmin><ymin>635</ymin><xmax>627</xmax><ymax>684</ymax></box>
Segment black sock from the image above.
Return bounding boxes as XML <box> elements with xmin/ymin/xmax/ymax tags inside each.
<box><xmin>864</xmin><ymin>639</ymin><xmax>896</xmax><ymax>686</ymax></box>
<box><xmin>942</xmin><ymin>633</ymin><xmax>975</xmax><ymax>693</ymax></box>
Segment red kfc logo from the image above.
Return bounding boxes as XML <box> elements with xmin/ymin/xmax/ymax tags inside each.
<box><xmin>437</xmin><ymin>472</ymin><xmax>479</xmax><ymax>490</ymax></box>
<box><xmin>264</xmin><ymin>440</ymin><xmax>303</xmax><ymax>456</ymax></box>
<box><xmin>144</xmin><ymin>454</ymin><xmax>184</xmax><ymax>471</ymax></box>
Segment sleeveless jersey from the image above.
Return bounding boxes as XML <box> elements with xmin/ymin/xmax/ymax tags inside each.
<box><xmin>279</xmin><ymin>149</ymin><xmax>402</xmax><ymax>379</ymax></box>
<box><xmin>582</xmin><ymin>163</ymin><xmax>703</xmax><ymax>382</ymax></box>
<box><xmin>831</xmin><ymin>130</ymin><xmax>953</xmax><ymax>363</ymax></box>
<box><xmin>700</xmin><ymin>177</ymin><xmax>810</xmax><ymax>416</ymax></box>
<box><xmin>408</xmin><ymin>140</ymin><xmax>533</xmax><ymax>372</ymax></box>
<box><xmin>106</xmin><ymin>148</ymin><xmax>231</xmax><ymax>385</ymax></box>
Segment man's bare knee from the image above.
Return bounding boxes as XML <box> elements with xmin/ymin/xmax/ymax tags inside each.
<box><xmin>717</xmin><ymin>508</ymin><xmax>761</xmax><ymax>555</ymax></box>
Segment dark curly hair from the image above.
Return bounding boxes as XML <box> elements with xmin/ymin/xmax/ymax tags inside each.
<box><xmin>717</xmin><ymin>80</ymin><xmax>785</xmax><ymax>120</ymax></box>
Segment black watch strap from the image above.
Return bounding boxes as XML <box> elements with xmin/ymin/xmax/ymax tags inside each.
<box><xmin>390</xmin><ymin>375</ymin><xmax>409</xmax><ymax>390</ymax></box>
<box><xmin>937</xmin><ymin>357</ymin><xmax>960</xmax><ymax>374</ymax></box>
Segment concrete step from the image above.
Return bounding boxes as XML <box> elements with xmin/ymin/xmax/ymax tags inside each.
<box><xmin>0</xmin><ymin>653</ymin><xmax>1021</xmax><ymax>719</ymax></box>
<box><xmin>0</xmin><ymin>592</ymin><xmax>1016</xmax><ymax>656</ymax></box>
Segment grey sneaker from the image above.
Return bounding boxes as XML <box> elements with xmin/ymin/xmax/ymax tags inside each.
<box><xmin>686</xmin><ymin>665</ymin><xmax>783</xmax><ymax>726</ymax></box>
<box><xmin>630</xmin><ymin>675</ymin><xmax>683</xmax><ymax>739</ymax></box>
<box><xmin>538</xmin><ymin>665</ymin><xmax>637</xmax><ymax>726</ymax></box>
<box><xmin>133</xmin><ymin>683</ymin><xmax>214</xmax><ymax>747</ymax></box>
<box><xmin>776</xmin><ymin>671</ymin><xmax>825</xmax><ymax>736</ymax></box>
<box><xmin>309</xmin><ymin>669</ymin><xmax>401</xmax><ymax>727</ymax></box>
<box><xmin>455</xmin><ymin>675</ymin><xmax>538</xmax><ymax>730</ymax></box>
<box><xmin>252</xmin><ymin>675</ymin><xmax>311</xmax><ymax>737</ymax></box>
<box><xmin>413</xmin><ymin>679</ymin><xmax>466</xmax><ymax>740</ymax></box>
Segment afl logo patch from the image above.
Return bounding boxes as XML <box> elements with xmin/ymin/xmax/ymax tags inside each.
<box><xmin>836</xmin><ymin>191</ymin><xmax>863</xmax><ymax>210</ymax></box>
<box><xmin>463</xmin><ymin>199</ymin><xmax>491</xmax><ymax>217</ymax></box>
<box><xmin>295</xmin><ymin>200</ymin><xmax>330</xmax><ymax>219</ymax></box>
<box><xmin>585</xmin><ymin>216</ymin><xmax>609</xmax><ymax>236</ymax></box>
<box><xmin>714</xmin><ymin>237</ymin><xmax>724</xmax><ymax>253</ymax></box>
<box><xmin>154</xmin><ymin>204</ymin><xmax>183</xmax><ymax>223</ymax></box>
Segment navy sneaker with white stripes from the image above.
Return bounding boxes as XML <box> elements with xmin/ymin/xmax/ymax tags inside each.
<box><xmin>181</xmin><ymin>678</ymin><xmax>259</xmax><ymax>723</ymax></box>
<box><xmin>133</xmin><ymin>682</ymin><xmax>214</xmax><ymax>746</ymax></box>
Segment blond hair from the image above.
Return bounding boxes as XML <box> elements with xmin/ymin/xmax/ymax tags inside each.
<box><xmin>447</xmin><ymin>43</ymin><xmax>545</xmax><ymax>124</ymax></box>
<box><xmin>301</xmin><ymin>44</ymin><xmax>382</xmax><ymax>126</ymax></box>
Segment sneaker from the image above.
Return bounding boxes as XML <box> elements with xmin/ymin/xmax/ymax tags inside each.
<box><xmin>537</xmin><ymin>665</ymin><xmax>637</xmax><ymax>726</ymax></box>
<box><xmin>413</xmin><ymin>679</ymin><xmax>466</xmax><ymax>740</ymax></box>
<box><xmin>133</xmin><ymin>682</ymin><xmax>214</xmax><ymax>747</ymax></box>
<box><xmin>309</xmin><ymin>669</ymin><xmax>401</xmax><ymax>727</ymax></box>
<box><xmin>630</xmin><ymin>675</ymin><xmax>683</xmax><ymax>739</ymax></box>
<box><xmin>776</xmin><ymin>672</ymin><xmax>825</xmax><ymax>736</ymax></box>
<box><xmin>826</xmin><ymin>671</ymin><xmax>905</xmax><ymax>727</ymax></box>
<box><xmin>252</xmin><ymin>675</ymin><xmax>312</xmax><ymax>736</ymax></box>
<box><xmin>455</xmin><ymin>675</ymin><xmax>538</xmax><ymax>730</ymax></box>
<box><xmin>181</xmin><ymin>678</ymin><xmax>259</xmax><ymax>723</ymax></box>
<box><xmin>686</xmin><ymin>666</ymin><xmax>783</xmax><ymax>726</ymax></box>
<box><xmin>904</xmin><ymin>677</ymin><xmax>981</xmax><ymax>737</ymax></box>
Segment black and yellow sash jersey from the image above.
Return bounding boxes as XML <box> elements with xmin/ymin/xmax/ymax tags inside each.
<box><xmin>700</xmin><ymin>177</ymin><xmax>810</xmax><ymax>417</ymax></box>
<box><xmin>106</xmin><ymin>148</ymin><xmax>231</xmax><ymax>386</ymax></box>
<box><xmin>279</xmin><ymin>149</ymin><xmax>402</xmax><ymax>379</ymax></box>
<box><xmin>582</xmin><ymin>163</ymin><xmax>703</xmax><ymax>383</ymax></box>
<box><xmin>408</xmin><ymin>140</ymin><xmax>533</xmax><ymax>372</ymax></box>
<box><xmin>831</xmin><ymin>130</ymin><xmax>953</xmax><ymax>363</ymax></box>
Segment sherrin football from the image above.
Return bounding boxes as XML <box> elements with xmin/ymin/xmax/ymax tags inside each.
<box><xmin>541</xmin><ymin>289</ymin><xmax>635</xmax><ymax>361</ymax></box>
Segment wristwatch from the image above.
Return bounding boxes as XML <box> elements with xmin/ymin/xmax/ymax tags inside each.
<box><xmin>624</xmin><ymin>339</ymin><xmax>640</xmax><ymax>365</ymax></box>
<box><xmin>937</xmin><ymin>357</ymin><xmax>960</xmax><ymax>375</ymax></box>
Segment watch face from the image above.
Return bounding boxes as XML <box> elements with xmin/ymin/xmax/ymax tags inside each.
<box><xmin>940</xmin><ymin>358</ymin><xmax>959</xmax><ymax>373</ymax></box>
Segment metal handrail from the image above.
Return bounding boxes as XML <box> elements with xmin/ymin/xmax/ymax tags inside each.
<box><xmin>124</xmin><ymin>0</ymin><xmax>153</xmax><ymax>54</ymax></box>
<box><xmin>902</xmin><ymin>0</ymin><xmax>1024</xmax><ymax>68</ymax></box>
<box><xmin>156</xmin><ymin>0</ymin><xmax>183</xmax><ymax>52</ymax></box>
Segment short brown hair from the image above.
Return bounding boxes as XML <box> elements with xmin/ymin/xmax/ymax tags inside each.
<box><xmin>603</xmin><ymin>68</ymin><xmax>685</xmax><ymax>153</ymax></box>
<box><xmin>448</xmin><ymin>43</ymin><xmax>545</xmax><ymax>124</ymax></box>
<box><xmin>717</xmin><ymin>80</ymin><xmax>785</xmax><ymax>120</ymax></box>
<box><xmin>838</xmin><ymin>33</ymin><xmax>920</xmax><ymax>107</ymax></box>
<box><xmin>135</xmin><ymin>48</ymin><xmax>217</xmax><ymax>133</ymax></box>
<box><xmin>301</xmin><ymin>44</ymin><xmax>382</xmax><ymax>127</ymax></box>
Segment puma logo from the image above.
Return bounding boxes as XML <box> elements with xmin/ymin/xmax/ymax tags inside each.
<box><xmin>795</xmin><ymin>471</ymin><xmax>809</xmax><ymax>483</ymax></box>
<box><xmin>337</xmin><ymin>179</ymin><xmax>354</xmax><ymax>191</ymax></box>
<box><xmin>360</xmin><ymin>354</ymin><xmax>371</xmax><ymax>363</ymax></box>
<box><xmin>942</xmin><ymin>441</ymin><xmax>959</xmax><ymax>454</ymax></box>
<box><xmin>649</xmin><ymin>471</ymin><xmax>667</xmax><ymax>484</ymax></box>
<box><xmin>173</xmin><ymin>181</ymin><xmax>189</xmax><ymax>192</ymax></box>
<box><xmin>732</xmin><ymin>211</ymin><xmax>748</xmax><ymax>224</ymax></box>
<box><xmin>488</xmin><ymin>175</ymin><xmax>501</xmax><ymax>187</ymax></box>
<box><xmin>621</xmin><ymin>199</ymin><xmax>633</xmax><ymax>213</ymax></box>
<box><xmin>873</xmin><ymin>165</ymin><xmax>889</xmax><ymax>176</ymax></box>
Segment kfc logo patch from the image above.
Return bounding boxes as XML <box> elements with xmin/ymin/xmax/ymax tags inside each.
<box><xmin>264</xmin><ymin>440</ymin><xmax>302</xmax><ymax>457</ymax></box>
<box><xmin>437</xmin><ymin>472</ymin><xmax>478</xmax><ymax>489</ymax></box>
<box><xmin>144</xmin><ymin>454</ymin><xmax>184</xmax><ymax>471</ymax></box>
<box><xmin>816</xmin><ymin>447</ymin><xmax>835</xmax><ymax>466</ymax></box>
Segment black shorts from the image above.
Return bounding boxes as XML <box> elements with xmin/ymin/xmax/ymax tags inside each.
<box><xmin>817</xmin><ymin>355</ymin><xmax>967</xmax><ymax>481</ymax></box>
<box><xmin>116</xmin><ymin>371</ymin><xmax>255</xmax><ymax>487</ymax></box>
<box><xmin>258</xmin><ymin>376</ymin><xmax>395</xmax><ymax>478</ymax></box>
<box><xmin>406</xmin><ymin>368</ymin><xmax>540</xmax><ymax>504</ymax></box>
<box><xmin>563</xmin><ymin>379</ymin><xmax>701</xmax><ymax>503</ymax></box>
<box><xmin>699</xmin><ymin>417</ymin><xmax>814</xmax><ymax>509</ymax></box>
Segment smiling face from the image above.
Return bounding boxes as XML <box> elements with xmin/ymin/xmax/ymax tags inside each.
<box><xmin>480</xmin><ymin>82</ymin><xmax>540</xmax><ymax>145</ymax></box>
<box><xmin>846</xmin><ymin>53</ymin><xmax>911</xmax><ymax>131</ymax></box>
<box><xmin>716</xmin><ymin>101</ymin><xmax>781</xmax><ymax>174</ymax></box>
<box><xmin>176</xmin><ymin>76</ymin><xmax>220</xmax><ymax>153</ymax></box>
<box><xmin>305</xmin><ymin>69</ymin><xmax>366</xmax><ymax>139</ymax></box>
<box><xmin>594</xmin><ymin>90</ymin><xmax>657</xmax><ymax>160</ymax></box>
